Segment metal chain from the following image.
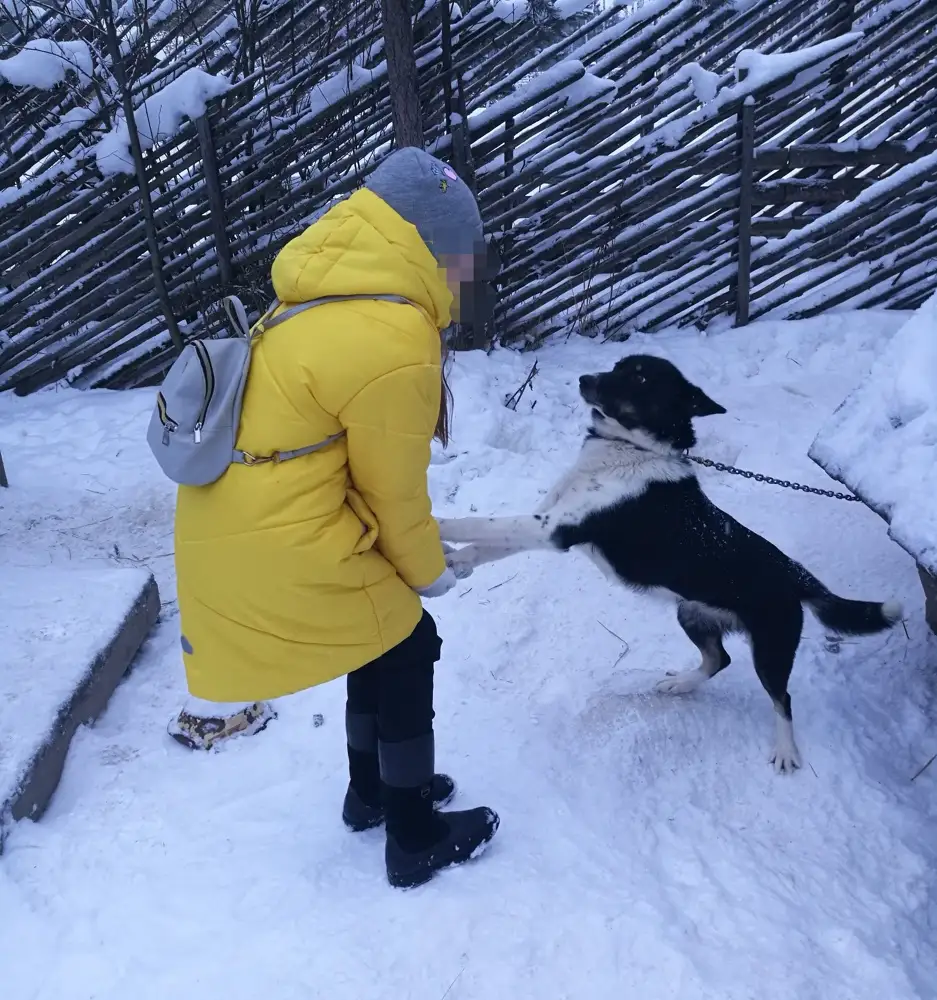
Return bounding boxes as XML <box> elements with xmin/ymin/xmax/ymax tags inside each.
<box><xmin>685</xmin><ymin>454</ymin><xmax>862</xmax><ymax>502</ymax></box>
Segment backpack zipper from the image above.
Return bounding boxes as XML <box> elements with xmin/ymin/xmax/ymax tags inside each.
<box><xmin>192</xmin><ymin>341</ymin><xmax>215</xmax><ymax>443</ymax></box>
<box><xmin>156</xmin><ymin>392</ymin><xmax>178</xmax><ymax>446</ymax></box>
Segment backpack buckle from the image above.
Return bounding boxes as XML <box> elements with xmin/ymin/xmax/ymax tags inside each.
<box><xmin>241</xmin><ymin>451</ymin><xmax>271</xmax><ymax>466</ymax></box>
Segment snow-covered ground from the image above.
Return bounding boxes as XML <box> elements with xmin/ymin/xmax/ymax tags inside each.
<box><xmin>1</xmin><ymin>312</ymin><xmax>936</xmax><ymax>999</ymax></box>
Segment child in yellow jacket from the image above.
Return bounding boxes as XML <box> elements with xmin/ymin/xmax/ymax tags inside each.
<box><xmin>168</xmin><ymin>148</ymin><xmax>499</xmax><ymax>888</ymax></box>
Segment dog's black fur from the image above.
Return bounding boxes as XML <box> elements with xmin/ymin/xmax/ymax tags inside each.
<box><xmin>437</xmin><ymin>355</ymin><xmax>902</xmax><ymax>772</ymax></box>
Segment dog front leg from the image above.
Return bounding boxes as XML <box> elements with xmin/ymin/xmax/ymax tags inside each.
<box><xmin>437</xmin><ymin>514</ymin><xmax>557</xmax><ymax>550</ymax></box>
<box><xmin>446</xmin><ymin>542</ymin><xmax>530</xmax><ymax>577</ymax></box>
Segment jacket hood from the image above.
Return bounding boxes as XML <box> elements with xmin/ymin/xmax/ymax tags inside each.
<box><xmin>270</xmin><ymin>189</ymin><xmax>453</xmax><ymax>330</ymax></box>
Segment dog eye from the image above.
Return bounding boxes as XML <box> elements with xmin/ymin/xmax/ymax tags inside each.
<box><xmin>634</xmin><ymin>374</ymin><xmax>645</xmax><ymax>384</ymax></box>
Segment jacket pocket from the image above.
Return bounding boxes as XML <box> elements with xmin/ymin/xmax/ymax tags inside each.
<box><xmin>346</xmin><ymin>488</ymin><xmax>379</xmax><ymax>554</ymax></box>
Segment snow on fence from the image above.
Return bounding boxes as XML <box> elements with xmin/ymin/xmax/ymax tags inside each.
<box><xmin>0</xmin><ymin>0</ymin><xmax>935</xmax><ymax>395</ymax></box>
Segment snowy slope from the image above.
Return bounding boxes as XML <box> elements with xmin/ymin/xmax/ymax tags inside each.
<box><xmin>810</xmin><ymin>291</ymin><xmax>937</xmax><ymax>576</ymax></box>
<box><xmin>1</xmin><ymin>312</ymin><xmax>936</xmax><ymax>1000</ymax></box>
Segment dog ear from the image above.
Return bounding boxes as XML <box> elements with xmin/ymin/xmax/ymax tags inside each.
<box><xmin>686</xmin><ymin>383</ymin><xmax>727</xmax><ymax>417</ymax></box>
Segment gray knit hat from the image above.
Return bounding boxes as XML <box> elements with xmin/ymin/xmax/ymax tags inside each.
<box><xmin>365</xmin><ymin>148</ymin><xmax>485</xmax><ymax>262</ymax></box>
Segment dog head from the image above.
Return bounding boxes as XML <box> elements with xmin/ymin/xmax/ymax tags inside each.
<box><xmin>579</xmin><ymin>354</ymin><xmax>726</xmax><ymax>451</ymax></box>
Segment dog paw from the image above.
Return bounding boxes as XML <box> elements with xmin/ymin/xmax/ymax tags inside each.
<box><xmin>445</xmin><ymin>545</ymin><xmax>480</xmax><ymax>579</ymax></box>
<box><xmin>769</xmin><ymin>746</ymin><xmax>802</xmax><ymax>775</ymax></box>
<box><xmin>655</xmin><ymin>669</ymin><xmax>705</xmax><ymax>695</ymax></box>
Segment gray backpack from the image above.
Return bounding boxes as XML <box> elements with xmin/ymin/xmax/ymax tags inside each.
<box><xmin>146</xmin><ymin>292</ymin><xmax>416</xmax><ymax>486</ymax></box>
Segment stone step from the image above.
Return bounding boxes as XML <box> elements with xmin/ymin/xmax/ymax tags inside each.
<box><xmin>0</xmin><ymin>566</ymin><xmax>160</xmax><ymax>851</ymax></box>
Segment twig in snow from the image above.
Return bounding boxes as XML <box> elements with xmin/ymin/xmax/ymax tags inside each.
<box><xmin>597</xmin><ymin>620</ymin><xmax>630</xmax><ymax>665</ymax></box>
<box><xmin>503</xmin><ymin>361</ymin><xmax>539</xmax><ymax>411</ymax></box>
<box><xmin>440</xmin><ymin>967</ymin><xmax>465</xmax><ymax>1000</ymax></box>
<box><xmin>597</xmin><ymin>620</ymin><xmax>627</xmax><ymax>645</ymax></box>
<box><xmin>58</xmin><ymin>514</ymin><xmax>114</xmax><ymax>534</ymax></box>
<box><xmin>458</xmin><ymin>588</ymin><xmax>473</xmax><ymax>598</ymax></box>
<box><xmin>910</xmin><ymin>751</ymin><xmax>937</xmax><ymax>782</ymax></box>
<box><xmin>488</xmin><ymin>573</ymin><xmax>518</xmax><ymax>591</ymax></box>
<box><xmin>809</xmin><ymin>763</ymin><xmax>819</xmax><ymax>778</ymax></box>
<box><xmin>901</xmin><ymin>619</ymin><xmax>910</xmax><ymax>640</ymax></box>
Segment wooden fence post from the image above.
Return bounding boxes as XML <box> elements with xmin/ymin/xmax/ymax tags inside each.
<box><xmin>195</xmin><ymin>114</ymin><xmax>234</xmax><ymax>292</ymax></box>
<box><xmin>828</xmin><ymin>0</ymin><xmax>856</xmax><ymax>139</ymax></box>
<box><xmin>503</xmin><ymin>115</ymin><xmax>516</xmax><ymax>270</ymax></box>
<box><xmin>0</xmin><ymin>449</ymin><xmax>8</xmax><ymax>488</ymax></box>
<box><xmin>736</xmin><ymin>95</ymin><xmax>756</xmax><ymax>326</ymax></box>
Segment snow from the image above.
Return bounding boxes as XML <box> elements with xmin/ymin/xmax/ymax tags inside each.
<box><xmin>443</xmin><ymin>60</ymin><xmax>585</xmax><ymax>142</ymax></box>
<box><xmin>44</xmin><ymin>105</ymin><xmax>96</xmax><ymax>144</ymax></box>
<box><xmin>559</xmin><ymin>69</ymin><xmax>617</xmax><ymax>108</ymax></box>
<box><xmin>641</xmin><ymin>34</ymin><xmax>865</xmax><ymax>151</ymax></box>
<box><xmin>0</xmin><ymin>39</ymin><xmax>93</xmax><ymax>90</ymax></box>
<box><xmin>491</xmin><ymin>0</ymin><xmax>605</xmax><ymax>22</ymax></box>
<box><xmin>1</xmin><ymin>312</ymin><xmax>935</xmax><ymax>996</ymax></box>
<box><xmin>0</xmin><ymin>566</ymin><xmax>152</xmax><ymax>835</ymax></box>
<box><xmin>95</xmin><ymin>69</ymin><xmax>231</xmax><ymax>177</ymax></box>
<box><xmin>299</xmin><ymin>63</ymin><xmax>382</xmax><ymax>127</ymax></box>
<box><xmin>810</xmin><ymin>292</ymin><xmax>937</xmax><ymax>576</ymax></box>
<box><xmin>735</xmin><ymin>35</ymin><xmax>865</xmax><ymax>88</ymax></box>
<box><xmin>657</xmin><ymin>61</ymin><xmax>723</xmax><ymax>104</ymax></box>
<box><xmin>0</xmin><ymin>154</ymin><xmax>79</xmax><ymax>210</ymax></box>
<box><xmin>492</xmin><ymin>0</ymin><xmax>529</xmax><ymax>19</ymax></box>
<box><xmin>555</xmin><ymin>0</ymin><xmax>604</xmax><ymax>16</ymax></box>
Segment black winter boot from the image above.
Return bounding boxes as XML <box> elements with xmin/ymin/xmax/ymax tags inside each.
<box><xmin>342</xmin><ymin>710</ymin><xmax>455</xmax><ymax>831</ymax></box>
<box><xmin>343</xmin><ymin>769</ymin><xmax>456</xmax><ymax>832</ymax></box>
<box><xmin>380</xmin><ymin>735</ymin><xmax>499</xmax><ymax>889</ymax></box>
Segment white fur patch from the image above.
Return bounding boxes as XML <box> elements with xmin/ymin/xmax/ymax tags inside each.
<box><xmin>545</xmin><ymin>434</ymin><xmax>692</xmax><ymax>524</ymax></box>
<box><xmin>770</xmin><ymin>714</ymin><xmax>802</xmax><ymax>775</ymax></box>
<box><xmin>680</xmin><ymin>600</ymin><xmax>742</xmax><ymax>634</ymax></box>
<box><xmin>882</xmin><ymin>600</ymin><xmax>903</xmax><ymax>624</ymax></box>
<box><xmin>655</xmin><ymin>668</ymin><xmax>708</xmax><ymax>695</ymax></box>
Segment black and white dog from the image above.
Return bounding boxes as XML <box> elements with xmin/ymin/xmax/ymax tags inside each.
<box><xmin>438</xmin><ymin>355</ymin><xmax>902</xmax><ymax>773</ymax></box>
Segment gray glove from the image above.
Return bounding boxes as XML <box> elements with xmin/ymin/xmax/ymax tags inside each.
<box><xmin>415</xmin><ymin>566</ymin><xmax>458</xmax><ymax>599</ymax></box>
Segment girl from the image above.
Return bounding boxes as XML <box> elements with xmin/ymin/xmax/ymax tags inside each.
<box><xmin>169</xmin><ymin>148</ymin><xmax>499</xmax><ymax>889</ymax></box>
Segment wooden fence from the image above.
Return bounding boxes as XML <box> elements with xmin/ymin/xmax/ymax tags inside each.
<box><xmin>0</xmin><ymin>0</ymin><xmax>935</xmax><ymax>395</ymax></box>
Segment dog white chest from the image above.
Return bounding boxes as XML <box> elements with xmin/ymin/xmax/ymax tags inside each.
<box><xmin>544</xmin><ymin>437</ymin><xmax>691</xmax><ymax>524</ymax></box>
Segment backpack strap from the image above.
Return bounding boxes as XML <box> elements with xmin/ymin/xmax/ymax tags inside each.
<box><xmin>223</xmin><ymin>295</ymin><xmax>253</xmax><ymax>338</ymax></box>
<box><xmin>223</xmin><ymin>291</ymin><xmax>425</xmax><ymax>468</ymax></box>
<box><xmin>223</xmin><ymin>292</ymin><xmax>424</xmax><ymax>341</ymax></box>
<box><xmin>233</xmin><ymin>431</ymin><xmax>347</xmax><ymax>467</ymax></box>
<box><xmin>256</xmin><ymin>292</ymin><xmax>420</xmax><ymax>336</ymax></box>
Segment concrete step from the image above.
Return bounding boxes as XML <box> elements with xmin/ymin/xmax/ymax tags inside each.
<box><xmin>0</xmin><ymin>566</ymin><xmax>160</xmax><ymax>851</ymax></box>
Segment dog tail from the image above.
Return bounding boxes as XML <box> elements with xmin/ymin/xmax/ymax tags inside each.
<box><xmin>800</xmin><ymin>571</ymin><xmax>902</xmax><ymax>635</ymax></box>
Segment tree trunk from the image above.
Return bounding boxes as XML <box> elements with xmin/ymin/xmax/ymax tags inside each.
<box><xmin>380</xmin><ymin>0</ymin><xmax>423</xmax><ymax>148</ymax></box>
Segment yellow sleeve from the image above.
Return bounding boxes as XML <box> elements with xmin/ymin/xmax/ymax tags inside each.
<box><xmin>339</xmin><ymin>362</ymin><xmax>447</xmax><ymax>590</ymax></box>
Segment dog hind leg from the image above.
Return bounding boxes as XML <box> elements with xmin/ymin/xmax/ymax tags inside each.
<box><xmin>747</xmin><ymin>604</ymin><xmax>804</xmax><ymax>774</ymax></box>
<box><xmin>656</xmin><ymin>601</ymin><xmax>732</xmax><ymax>695</ymax></box>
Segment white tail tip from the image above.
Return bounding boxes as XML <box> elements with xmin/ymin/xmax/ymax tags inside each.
<box><xmin>882</xmin><ymin>600</ymin><xmax>903</xmax><ymax>624</ymax></box>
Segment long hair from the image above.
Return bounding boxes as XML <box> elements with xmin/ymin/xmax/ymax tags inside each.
<box><xmin>435</xmin><ymin>338</ymin><xmax>453</xmax><ymax>447</ymax></box>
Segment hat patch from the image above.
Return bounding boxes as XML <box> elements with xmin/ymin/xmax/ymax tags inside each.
<box><xmin>430</xmin><ymin>163</ymin><xmax>460</xmax><ymax>191</ymax></box>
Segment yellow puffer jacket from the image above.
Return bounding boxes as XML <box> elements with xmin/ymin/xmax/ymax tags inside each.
<box><xmin>174</xmin><ymin>189</ymin><xmax>451</xmax><ymax>702</ymax></box>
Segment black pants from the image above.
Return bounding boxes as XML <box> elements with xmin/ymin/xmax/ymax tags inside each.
<box><xmin>346</xmin><ymin>610</ymin><xmax>441</xmax><ymax>745</ymax></box>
